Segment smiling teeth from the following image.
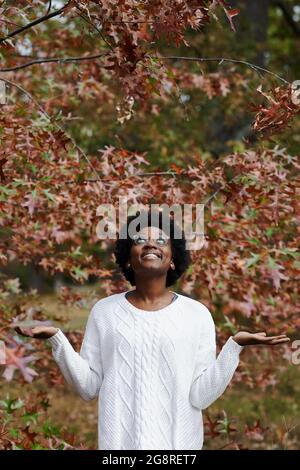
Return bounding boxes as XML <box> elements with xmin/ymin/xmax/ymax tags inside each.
<box><xmin>143</xmin><ymin>254</ymin><xmax>160</xmax><ymax>259</ymax></box>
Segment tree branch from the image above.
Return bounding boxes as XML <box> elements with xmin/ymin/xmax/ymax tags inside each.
<box><xmin>76</xmin><ymin>10</ymin><xmax>114</xmax><ymax>52</ymax></box>
<box><xmin>149</xmin><ymin>55</ymin><xmax>291</xmax><ymax>85</ymax></box>
<box><xmin>0</xmin><ymin>2</ymin><xmax>70</xmax><ymax>44</ymax></box>
<box><xmin>0</xmin><ymin>52</ymin><xmax>108</xmax><ymax>72</ymax></box>
<box><xmin>46</xmin><ymin>1</ymin><xmax>52</xmax><ymax>15</ymax></box>
<box><xmin>0</xmin><ymin>52</ymin><xmax>291</xmax><ymax>87</ymax></box>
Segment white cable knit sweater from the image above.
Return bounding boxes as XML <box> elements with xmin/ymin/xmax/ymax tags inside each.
<box><xmin>47</xmin><ymin>291</ymin><xmax>244</xmax><ymax>450</ymax></box>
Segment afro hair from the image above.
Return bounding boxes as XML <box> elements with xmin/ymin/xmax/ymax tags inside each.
<box><xmin>114</xmin><ymin>210</ymin><xmax>191</xmax><ymax>287</ymax></box>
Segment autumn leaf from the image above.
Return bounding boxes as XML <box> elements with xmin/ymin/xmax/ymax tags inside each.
<box><xmin>245</xmin><ymin>420</ymin><xmax>269</xmax><ymax>442</ymax></box>
<box><xmin>2</xmin><ymin>347</ymin><xmax>39</xmax><ymax>382</ymax></box>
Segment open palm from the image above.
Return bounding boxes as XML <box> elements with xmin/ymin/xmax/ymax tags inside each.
<box><xmin>14</xmin><ymin>326</ymin><xmax>59</xmax><ymax>339</ymax></box>
<box><xmin>233</xmin><ymin>331</ymin><xmax>290</xmax><ymax>346</ymax></box>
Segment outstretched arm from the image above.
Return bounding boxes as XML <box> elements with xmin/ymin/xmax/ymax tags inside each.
<box><xmin>189</xmin><ymin>311</ymin><xmax>290</xmax><ymax>411</ymax></box>
<box><xmin>15</xmin><ymin>306</ymin><xmax>103</xmax><ymax>401</ymax></box>
<box><xmin>47</xmin><ymin>321</ymin><xmax>103</xmax><ymax>401</ymax></box>
<box><xmin>189</xmin><ymin>312</ymin><xmax>244</xmax><ymax>410</ymax></box>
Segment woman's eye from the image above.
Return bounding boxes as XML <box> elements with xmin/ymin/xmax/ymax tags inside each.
<box><xmin>133</xmin><ymin>236</ymin><xmax>168</xmax><ymax>245</ymax></box>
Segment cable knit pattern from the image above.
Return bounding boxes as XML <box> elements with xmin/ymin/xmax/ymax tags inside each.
<box><xmin>114</xmin><ymin>305</ymin><xmax>135</xmax><ymax>450</ymax></box>
<box><xmin>47</xmin><ymin>291</ymin><xmax>244</xmax><ymax>450</ymax></box>
<box><xmin>158</xmin><ymin>316</ymin><xmax>176</xmax><ymax>449</ymax></box>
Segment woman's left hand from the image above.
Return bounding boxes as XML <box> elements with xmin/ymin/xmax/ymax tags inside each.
<box><xmin>232</xmin><ymin>331</ymin><xmax>290</xmax><ymax>347</ymax></box>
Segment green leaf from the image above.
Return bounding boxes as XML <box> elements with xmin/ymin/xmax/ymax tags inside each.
<box><xmin>43</xmin><ymin>189</ymin><xmax>56</xmax><ymax>202</ymax></box>
<box><xmin>31</xmin><ymin>443</ymin><xmax>49</xmax><ymax>450</ymax></box>
<box><xmin>246</xmin><ymin>237</ymin><xmax>260</xmax><ymax>245</ymax></box>
<box><xmin>0</xmin><ymin>186</ymin><xmax>17</xmax><ymax>197</ymax></box>
<box><xmin>279</xmin><ymin>248</ymin><xmax>299</xmax><ymax>259</ymax></box>
<box><xmin>71</xmin><ymin>266</ymin><xmax>89</xmax><ymax>281</ymax></box>
<box><xmin>247</xmin><ymin>208</ymin><xmax>258</xmax><ymax>219</ymax></box>
<box><xmin>293</xmin><ymin>261</ymin><xmax>300</xmax><ymax>270</ymax></box>
<box><xmin>0</xmin><ymin>397</ymin><xmax>24</xmax><ymax>414</ymax></box>
<box><xmin>11</xmin><ymin>443</ymin><xmax>23</xmax><ymax>450</ymax></box>
<box><xmin>148</xmin><ymin>76</ymin><xmax>157</xmax><ymax>86</ymax></box>
<box><xmin>43</xmin><ymin>420</ymin><xmax>61</xmax><ymax>438</ymax></box>
<box><xmin>9</xmin><ymin>428</ymin><xmax>21</xmax><ymax>439</ymax></box>
<box><xmin>268</xmin><ymin>255</ymin><xmax>279</xmax><ymax>269</ymax></box>
<box><xmin>22</xmin><ymin>411</ymin><xmax>40</xmax><ymax>425</ymax></box>
<box><xmin>41</xmin><ymin>151</ymin><xmax>51</xmax><ymax>161</ymax></box>
<box><xmin>266</xmin><ymin>296</ymin><xmax>277</xmax><ymax>306</ymax></box>
<box><xmin>222</xmin><ymin>315</ymin><xmax>238</xmax><ymax>334</ymax></box>
<box><xmin>246</xmin><ymin>253</ymin><xmax>260</xmax><ymax>268</ymax></box>
<box><xmin>4</xmin><ymin>278</ymin><xmax>21</xmax><ymax>294</ymax></box>
<box><xmin>265</xmin><ymin>227</ymin><xmax>276</xmax><ymax>238</ymax></box>
<box><xmin>70</xmin><ymin>246</ymin><xmax>83</xmax><ymax>258</ymax></box>
<box><xmin>166</xmin><ymin>68</ymin><xmax>175</xmax><ymax>79</ymax></box>
<box><xmin>186</xmin><ymin>264</ymin><xmax>194</xmax><ymax>275</ymax></box>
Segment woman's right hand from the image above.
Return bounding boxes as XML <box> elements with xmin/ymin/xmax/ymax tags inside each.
<box><xmin>14</xmin><ymin>326</ymin><xmax>59</xmax><ymax>339</ymax></box>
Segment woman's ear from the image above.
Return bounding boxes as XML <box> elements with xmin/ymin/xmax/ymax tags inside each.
<box><xmin>170</xmin><ymin>260</ymin><xmax>175</xmax><ymax>270</ymax></box>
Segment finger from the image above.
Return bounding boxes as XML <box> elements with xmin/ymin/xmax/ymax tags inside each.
<box><xmin>254</xmin><ymin>335</ymin><xmax>276</xmax><ymax>342</ymax></box>
<box><xmin>32</xmin><ymin>326</ymin><xmax>43</xmax><ymax>334</ymax></box>
<box><xmin>260</xmin><ymin>335</ymin><xmax>287</xmax><ymax>341</ymax></box>
<box><xmin>256</xmin><ymin>332</ymin><xmax>267</xmax><ymax>336</ymax></box>
<box><xmin>269</xmin><ymin>335</ymin><xmax>289</xmax><ymax>340</ymax></box>
<box><xmin>32</xmin><ymin>326</ymin><xmax>52</xmax><ymax>337</ymax></box>
<box><xmin>269</xmin><ymin>338</ymin><xmax>291</xmax><ymax>345</ymax></box>
<box><xmin>268</xmin><ymin>340</ymin><xmax>290</xmax><ymax>346</ymax></box>
<box><xmin>270</xmin><ymin>334</ymin><xmax>289</xmax><ymax>338</ymax></box>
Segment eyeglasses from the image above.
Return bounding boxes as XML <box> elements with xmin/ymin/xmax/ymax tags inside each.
<box><xmin>131</xmin><ymin>235</ymin><xmax>169</xmax><ymax>246</ymax></box>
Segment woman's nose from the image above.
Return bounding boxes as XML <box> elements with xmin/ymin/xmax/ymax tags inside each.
<box><xmin>143</xmin><ymin>239</ymin><xmax>157</xmax><ymax>248</ymax></box>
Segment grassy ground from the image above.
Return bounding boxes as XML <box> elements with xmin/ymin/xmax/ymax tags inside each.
<box><xmin>205</xmin><ymin>365</ymin><xmax>300</xmax><ymax>449</ymax></box>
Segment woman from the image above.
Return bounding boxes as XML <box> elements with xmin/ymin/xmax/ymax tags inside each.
<box><xmin>15</xmin><ymin>211</ymin><xmax>290</xmax><ymax>450</ymax></box>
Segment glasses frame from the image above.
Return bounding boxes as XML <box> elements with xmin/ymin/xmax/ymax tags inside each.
<box><xmin>131</xmin><ymin>234</ymin><xmax>170</xmax><ymax>247</ymax></box>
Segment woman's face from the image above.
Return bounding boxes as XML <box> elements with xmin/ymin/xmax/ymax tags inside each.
<box><xmin>129</xmin><ymin>226</ymin><xmax>173</xmax><ymax>278</ymax></box>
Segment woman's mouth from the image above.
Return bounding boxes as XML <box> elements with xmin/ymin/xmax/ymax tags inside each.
<box><xmin>141</xmin><ymin>252</ymin><xmax>161</xmax><ymax>260</ymax></box>
<box><xmin>143</xmin><ymin>254</ymin><xmax>160</xmax><ymax>259</ymax></box>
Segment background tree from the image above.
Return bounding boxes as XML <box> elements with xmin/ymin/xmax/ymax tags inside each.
<box><xmin>0</xmin><ymin>0</ymin><xmax>299</xmax><ymax>449</ymax></box>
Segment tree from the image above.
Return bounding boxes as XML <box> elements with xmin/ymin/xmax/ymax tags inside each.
<box><xmin>0</xmin><ymin>1</ymin><xmax>299</xmax><ymax>449</ymax></box>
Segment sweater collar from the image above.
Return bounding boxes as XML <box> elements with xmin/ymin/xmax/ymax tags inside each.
<box><xmin>118</xmin><ymin>290</ymin><xmax>181</xmax><ymax>317</ymax></box>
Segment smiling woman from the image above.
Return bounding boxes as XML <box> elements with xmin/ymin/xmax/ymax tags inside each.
<box><xmin>114</xmin><ymin>211</ymin><xmax>191</xmax><ymax>291</ymax></box>
<box><xmin>15</xmin><ymin>210</ymin><xmax>290</xmax><ymax>450</ymax></box>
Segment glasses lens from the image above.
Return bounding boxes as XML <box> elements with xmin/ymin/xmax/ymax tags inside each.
<box><xmin>132</xmin><ymin>235</ymin><xmax>169</xmax><ymax>245</ymax></box>
<box><xmin>133</xmin><ymin>236</ymin><xmax>146</xmax><ymax>245</ymax></box>
<box><xmin>157</xmin><ymin>238</ymin><xmax>168</xmax><ymax>245</ymax></box>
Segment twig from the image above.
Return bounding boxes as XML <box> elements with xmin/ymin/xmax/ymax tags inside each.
<box><xmin>149</xmin><ymin>55</ymin><xmax>291</xmax><ymax>85</ymax></box>
<box><xmin>1</xmin><ymin>52</ymin><xmax>290</xmax><ymax>89</ymax></box>
<box><xmin>0</xmin><ymin>2</ymin><xmax>69</xmax><ymax>44</ymax></box>
<box><xmin>0</xmin><ymin>52</ymin><xmax>108</xmax><ymax>72</ymax></box>
<box><xmin>46</xmin><ymin>1</ymin><xmax>52</xmax><ymax>16</ymax></box>
<box><xmin>0</xmin><ymin>77</ymin><xmax>101</xmax><ymax>184</ymax></box>
<box><xmin>75</xmin><ymin>7</ymin><xmax>114</xmax><ymax>52</ymax></box>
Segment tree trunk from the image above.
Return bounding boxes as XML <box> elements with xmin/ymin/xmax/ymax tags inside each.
<box><xmin>232</xmin><ymin>0</ymin><xmax>270</xmax><ymax>67</ymax></box>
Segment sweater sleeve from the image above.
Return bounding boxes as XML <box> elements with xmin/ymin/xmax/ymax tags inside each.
<box><xmin>47</xmin><ymin>306</ymin><xmax>103</xmax><ymax>401</ymax></box>
<box><xmin>189</xmin><ymin>308</ymin><xmax>244</xmax><ymax>410</ymax></box>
